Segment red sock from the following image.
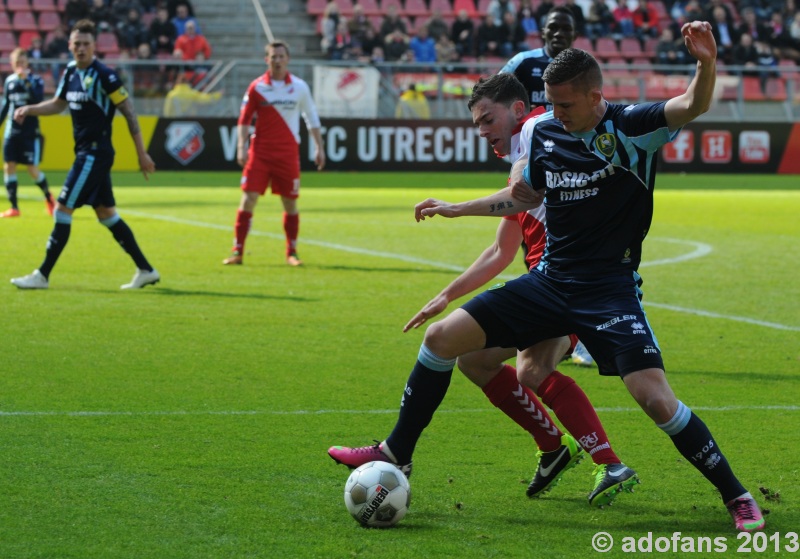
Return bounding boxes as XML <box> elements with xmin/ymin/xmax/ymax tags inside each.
<box><xmin>483</xmin><ymin>364</ymin><xmax>563</xmax><ymax>452</ymax></box>
<box><xmin>283</xmin><ymin>212</ymin><xmax>299</xmax><ymax>256</ymax></box>
<box><xmin>537</xmin><ymin>370</ymin><xmax>620</xmax><ymax>465</ymax></box>
<box><xmin>233</xmin><ymin>210</ymin><xmax>252</xmax><ymax>253</ymax></box>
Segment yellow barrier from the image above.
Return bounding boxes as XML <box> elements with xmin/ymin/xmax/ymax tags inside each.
<box><xmin>37</xmin><ymin>115</ymin><xmax>159</xmax><ymax>171</ymax></box>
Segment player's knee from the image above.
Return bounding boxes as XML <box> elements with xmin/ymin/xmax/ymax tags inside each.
<box><xmin>516</xmin><ymin>361</ymin><xmax>554</xmax><ymax>392</ymax></box>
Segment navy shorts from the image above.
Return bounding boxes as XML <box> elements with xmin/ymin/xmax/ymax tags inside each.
<box><xmin>3</xmin><ymin>135</ymin><xmax>43</xmax><ymax>166</ymax></box>
<box><xmin>58</xmin><ymin>151</ymin><xmax>116</xmax><ymax>210</ymax></box>
<box><xmin>461</xmin><ymin>269</ymin><xmax>664</xmax><ymax>377</ymax></box>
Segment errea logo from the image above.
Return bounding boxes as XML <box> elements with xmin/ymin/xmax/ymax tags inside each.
<box><xmin>631</xmin><ymin>321</ymin><xmax>646</xmax><ymax>334</ymax></box>
<box><xmin>543</xmin><ymin>139</ymin><xmax>555</xmax><ymax>152</ymax></box>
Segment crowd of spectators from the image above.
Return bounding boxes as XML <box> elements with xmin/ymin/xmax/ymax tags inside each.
<box><xmin>316</xmin><ymin>0</ymin><xmax>800</xmax><ymax>71</ymax></box>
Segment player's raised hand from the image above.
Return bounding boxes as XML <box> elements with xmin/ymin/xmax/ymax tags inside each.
<box><xmin>403</xmin><ymin>294</ymin><xmax>449</xmax><ymax>332</ymax></box>
<box><xmin>682</xmin><ymin>21</ymin><xmax>717</xmax><ymax>63</ymax></box>
<box><xmin>414</xmin><ymin>198</ymin><xmax>458</xmax><ymax>221</ymax></box>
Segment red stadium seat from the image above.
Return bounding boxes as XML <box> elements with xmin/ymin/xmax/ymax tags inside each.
<box><xmin>0</xmin><ymin>31</ymin><xmax>16</xmax><ymax>51</ymax></box>
<box><xmin>428</xmin><ymin>0</ymin><xmax>453</xmax><ymax>16</ymax></box>
<box><xmin>380</xmin><ymin>0</ymin><xmax>404</xmax><ymax>15</ymax></box>
<box><xmin>477</xmin><ymin>0</ymin><xmax>492</xmax><ymax>14</ymax></box>
<box><xmin>357</xmin><ymin>0</ymin><xmax>382</xmax><ymax>15</ymax></box>
<box><xmin>573</xmin><ymin>36</ymin><xmax>592</xmax><ymax>52</ymax></box>
<box><xmin>452</xmin><ymin>0</ymin><xmax>477</xmax><ymax>17</ymax></box>
<box><xmin>404</xmin><ymin>0</ymin><xmax>429</xmax><ymax>18</ymax></box>
<box><xmin>5</xmin><ymin>0</ymin><xmax>31</xmax><ymax>11</ymax></box>
<box><xmin>12</xmin><ymin>11</ymin><xmax>39</xmax><ymax>31</ymax></box>
<box><xmin>619</xmin><ymin>37</ymin><xmax>643</xmax><ymax>60</ymax></box>
<box><xmin>306</xmin><ymin>0</ymin><xmax>329</xmax><ymax>15</ymax></box>
<box><xmin>18</xmin><ymin>30</ymin><xmax>40</xmax><ymax>49</ymax></box>
<box><xmin>31</xmin><ymin>0</ymin><xmax>57</xmax><ymax>11</ymax></box>
<box><xmin>764</xmin><ymin>77</ymin><xmax>787</xmax><ymax>101</ymax></box>
<box><xmin>594</xmin><ymin>37</ymin><xmax>620</xmax><ymax>60</ymax></box>
<box><xmin>333</xmin><ymin>0</ymin><xmax>354</xmax><ymax>16</ymax></box>
<box><xmin>96</xmin><ymin>31</ymin><xmax>120</xmax><ymax>55</ymax></box>
<box><xmin>37</xmin><ymin>10</ymin><xmax>60</xmax><ymax>31</ymax></box>
<box><xmin>0</xmin><ymin>12</ymin><xmax>11</xmax><ymax>31</ymax></box>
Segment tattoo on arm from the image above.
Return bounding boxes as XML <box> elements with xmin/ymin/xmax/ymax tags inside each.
<box><xmin>118</xmin><ymin>99</ymin><xmax>141</xmax><ymax>136</ymax></box>
<box><xmin>488</xmin><ymin>200</ymin><xmax>515</xmax><ymax>213</ymax></box>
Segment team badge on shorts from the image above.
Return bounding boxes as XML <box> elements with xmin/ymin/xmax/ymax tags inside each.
<box><xmin>595</xmin><ymin>133</ymin><xmax>617</xmax><ymax>158</ymax></box>
<box><xmin>165</xmin><ymin>122</ymin><xmax>206</xmax><ymax>165</ymax></box>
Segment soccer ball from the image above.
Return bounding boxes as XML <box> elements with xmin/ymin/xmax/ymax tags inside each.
<box><xmin>344</xmin><ymin>461</ymin><xmax>411</xmax><ymax>528</ymax></box>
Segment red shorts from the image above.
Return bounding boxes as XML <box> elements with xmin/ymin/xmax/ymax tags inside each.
<box><xmin>240</xmin><ymin>153</ymin><xmax>300</xmax><ymax>198</ymax></box>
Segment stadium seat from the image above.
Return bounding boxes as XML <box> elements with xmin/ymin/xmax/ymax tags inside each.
<box><xmin>642</xmin><ymin>37</ymin><xmax>658</xmax><ymax>58</ymax></box>
<box><xmin>380</xmin><ymin>0</ymin><xmax>404</xmax><ymax>15</ymax></box>
<box><xmin>404</xmin><ymin>0</ymin><xmax>429</xmax><ymax>18</ymax></box>
<box><xmin>594</xmin><ymin>37</ymin><xmax>619</xmax><ymax>60</ymax></box>
<box><xmin>0</xmin><ymin>31</ymin><xmax>16</xmax><ymax>51</ymax></box>
<box><xmin>764</xmin><ymin>77</ymin><xmax>787</xmax><ymax>101</ymax></box>
<box><xmin>96</xmin><ymin>31</ymin><xmax>120</xmax><ymax>55</ymax></box>
<box><xmin>527</xmin><ymin>36</ymin><xmax>543</xmax><ymax>49</ymax></box>
<box><xmin>5</xmin><ymin>0</ymin><xmax>31</xmax><ymax>11</ymax></box>
<box><xmin>573</xmin><ymin>36</ymin><xmax>592</xmax><ymax>51</ymax></box>
<box><xmin>428</xmin><ymin>0</ymin><xmax>453</xmax><ymax>16</ymax></box>
<box><xmin>477</xmin><ymin>0</ymin><xmax>492</xmax><ymax>14</ymax></box>
<box><xmin>619</xmin><ymin>37</ymin><xmax>644</xmax><ymax>60</ymax></box>
<box><xmin>604</xmin><ymin>57</ymin><xmax>629</xmax><ymax>77</ymax></box>
<box><xmin>333</xmin><ymin>0</ymin><xmax>354</xmax><ymax>16</ymax></box>
<box><xmin>358</xmin><ymin>0</ymin><xmax>382</xmax><ymax>15</ymax></box>
<box><xmin>31</xmin><ymin>0</ymin><xmax>57</xmax><ymax>11</ymax></box>
<box><xmin>18</xmin><ymin>30</ymin><xmax>40</xmax><ymax>49</ymax></box>
<box><xmin>37</xmin><ymin>10</ymin><xmax>60</xmax><ymax>31</ymax></box>
<box><xmin>452</xmin><ymin>0</ymin><xmax>477</xmax><ymax>18</ymax></box>
<box><xmin>306</xmin><ymin>0</ymin><xmax>329</xmax><ymax>15</ymax></box>
<box><xmin>0</xmin><ymin>12</ymin><xmax>11</xmax><ymax>31</ymax></box>
<box><xmin>12</xmin><ymin>11</ymin><xmax>38</xmax><ymax>31</ymax></box>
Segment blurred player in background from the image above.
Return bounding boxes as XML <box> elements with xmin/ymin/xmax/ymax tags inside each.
<box><xmin>10</xmin><ymin>20</ymin><xmax>158</xmax><ymax>290</ymax></box>
<box><xmin>330</xmin><ymin>74</ymin><xmax>638</xmax><ymax>507</ymax></box>
<box><xmin>0</xmin><ymin>48</ymin><xmax>54</xmax><ymax>218</ymax></box>
<box><xmin>223</xmin><ymin>41</ymin><xmax>325</xmax><ymax>267</ymax></box>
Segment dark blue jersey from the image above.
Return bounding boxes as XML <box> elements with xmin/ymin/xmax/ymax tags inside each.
<box><xmin>499</xmin><ymin>48</ymin><xmax>552</xmax><ymax>108</ymax></box>
<box><xmin>523</xmin><ymin>101</ymin><xmax>679</xmax><ymax>280</ymax></box>
<box><xmin>56</xmin><ymin>58</ymin><xmax>129</xmax><ymax>154</ymax></box>
<box><xmin>0</xmin><ymin>72</ymin><xmax>44</xmax><ymax>140</ymax></box>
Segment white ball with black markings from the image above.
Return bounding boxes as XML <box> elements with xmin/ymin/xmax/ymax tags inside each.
<box><xmin>344</xmin><ymin>461</ymin><xmax>411</xmax><ymax>527</ymax></box>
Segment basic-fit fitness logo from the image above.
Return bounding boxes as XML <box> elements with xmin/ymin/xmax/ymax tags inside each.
<box><xmin>165</xmin><ymin>122</ymin><xmax>206</xmax><ymax>165</ymax></box>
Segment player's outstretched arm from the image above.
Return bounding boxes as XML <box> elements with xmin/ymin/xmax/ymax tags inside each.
<box><xmin>118</xmin><ymin>98</ymin><xmax>156</xmax><ymax>180</ymax></box>
<box><xmin>415</xmin><ymin>185</ymin><xmax>540</xmax><ymax>221</ymax></box>
<box><xmin>403</xmin><ymin>219</ymin><xmax>522</xmax><ymax>332</ymax></box>
<box><xmin>13</xmin><ymin>97</ymin><xmax>67</xmax><ymax>123</ymax></box>
<box><xmin>664</xmin><ymin>21</ymin><xmax>717</xmax><ymax>130</ymax></box>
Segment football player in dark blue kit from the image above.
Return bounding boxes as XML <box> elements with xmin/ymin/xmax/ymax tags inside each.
<box><xmin>10</xmin><ymin>19</ymin><xmax>159</xmax><ymax>290</ymax></box>
<box><xmin>500</xmin><ymin>7</ymin><xmax>576</xmax><ymax>111</ymax></box>
<box><xmin>0</xmin><ymin>48</ymin><xmax>54</xmax><ymax>218</ymax></box>
<box><xmin>412</xmin><ymin>21</ymin><xmax>765</xmax><ymax>532</ymax></box>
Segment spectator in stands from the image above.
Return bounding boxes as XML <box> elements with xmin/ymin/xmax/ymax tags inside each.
<box><xmin>586</xmin><ymin>0</ymin><xmax>614</xmax><ymax>40</ymax></box>
<box><xmin>112</xmin><ymin>0</ymin><xmax>144</xmax><ymax>27</ymax></box>
<box><xmin>149</xmin><ymin>6</ymin><xmax>177</xmax><ymax>56</ymax></box>
<box><xmin>535</xmin><ymin>0</ymin><xmax>555</xmax><ymax>29</ymax></box>
<box><xmin>172</xmin><ymin>2</ymin><xmax>201</xmax><ymax>36</ymax></box>
<box><xmin>133</xmin><ymin>41</ymin><xmax>162</xmax><ymax>95</ymax></box>
<box><xmin>409</xmin><ymin>25</ymin><xmax>437</xmax><ymax>63</ymax></box>
<box><xmin>435</xmin><ymin>33</ymin><xmax>460</xmax><ymax>65</ymax></box>
<box><xmin>117</xmin><ymin>8</ymin><xmax>149</xmax><ymax>53</ymax></box>
<box><xmin>488</xmin><ymin>0</ymin><xmax>516</xmax><ymax>26</ymax></box>
<box><xmin>682</xmin><ymin>0</ymin><xmax>703</xmax><ymax>22</ymax></box>
<box><xmin>394</xmin><ymin>84</ymin><xmax>430</xmax><ymax>119</ymax></box>
<box><xmin>348</xmin><ymin>4</ymin><xmax>375</xmax><ymax>46</ymax></box>
<box><xmin>702</xmin><ymin>0</ymin><xmax>734</xmax><ymax>28</ymax></box>
<box><xmin>320</xmin><ymin>1</ymin><xmax>340</xmax><ymax>57</ymax></box>
<box><xmin>731</xmin><ymin>32</ymin><xmax>760</xmax><ymax>72</ymax></box>
<box><xmin>501</xmin><ymin>11</ymin><xmax>528</xmax><ymax>53</ymax></box>
<box><xmin>425</xmin><ymin>10</ymin><xmax>450</xmax><ymax>42</ymax></box>
<box><xmin>476</xmin><ymin>13</ymin><xmax>510</xmax><ymax>58</ymax></box>
<box><xmin>369</xmin><ymin>45</ymin><xmax>385</xmax><ymax>63</ymax></box>
<box><xmin>167</xmin><ymin>0</ymin><xmax>194</xmax><ymax>18</ymax></box>
<box><xmin>655</xmin><ymin>27</ymin><xmax>687</xmax><ymax>72</ymax></box>
<box><xmin>89</xmin><ymin>0</ymin><xmax>116</xmax><ymax>32</ymax></box>
<box><xmin>384</xmin><ymin>28</ymin><xmax>411</xmax><ymax>61</ymax></box>
<box><xmin>173</xmin><ymin>20</ymin><xmax>210</xmax><ymax>61</ymax></box>
<box><xmin>766</xmin><ymin>10</ymin><xmax>800</xmax><ymax>62</ymax></box>
<box><xmin>379</xmin><ymin>5</ymin><xmax>408</xmax><ymax>43</ymax></box>
<box><xmin>791</xmin><ymin>12</ymin><xmax>800</xmax><ymax>45</ymax></box>
<box><xmin>452</xmin><ymin>9</ymin><xmax>476</xmax><ymax>58</ymax></box>
<box><xmin>27</xmin><ymin>36</ymin><xmax>46</xmax><ymax>73</ymax></box>
<box><xmin>64</xmin><ymin>0</ymin><xmax>90</xmax><ymax>28</ymax></box>
<box><xmin>710</xmin><ymin>5</ymin><xmax>738</xmax><ymax>62</ymax></box>
<box><xmin>736</xmin><ymin>7</ymin><xmax>771</xmax><ymax>44</ymax></box>
<box><xmin>330</xmin><ymin>19</ymin><xmax>356</xmax><ymax>60</ymax></box>
<box><xmin>517</xmin><ymin>3</ymin><xmax>538</xmax><ymax>37</ymax></box>
<box><xmin>613</xmin><ymin>1</ymin><xmax>635</xmax><ymax>38</ymax></box>
<box><xmin>562</xmin><ymin>0</ymin><xmax>586</xmax><ymax>37</ymax></box>
<box><xmin>356</xmin><ymin>26</ymin><xmax>381</xmax><ymax>61</ymax></box>
<box><xmin>45</xmin><ymin>25</ymin><xmax>72</xmax><ymax>81</ymax></box>
<box><xmin>632</xmin><ymin>0</ymin><xmax>661</xmax><ymax>41</ymax></box>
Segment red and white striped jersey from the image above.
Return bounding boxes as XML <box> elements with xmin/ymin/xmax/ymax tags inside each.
<box><xmin>504</xmin><ymin>110</ymin><xmax>546</xmax><ymax>270</ymax></box>
<box><xmin>238</xmin><ymin>72</ymin><xmax>321</xmax><ymax>159</ymax></box>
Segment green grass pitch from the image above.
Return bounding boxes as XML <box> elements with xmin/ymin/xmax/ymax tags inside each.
<box><xmin>1</xmin><ymin>171</ymin><xmax>798</xmax><ymax>559</ymax></box>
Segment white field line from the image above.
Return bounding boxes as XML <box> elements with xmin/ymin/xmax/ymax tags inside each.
<box><xmin>126</xmin><ymin>210</ymin><xmax>800</xmax><ymax>332</ymax></box>
<box><xmin>1</xmin><ymin>405</ymin><xmax>798</xmax><ymax>417</ymax></box>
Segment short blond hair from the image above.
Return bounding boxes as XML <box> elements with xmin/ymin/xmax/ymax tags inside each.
<box><xmin>9</xmin><ymin>47</ymin><xmax>27</xmax><ymax>65</ymax></box>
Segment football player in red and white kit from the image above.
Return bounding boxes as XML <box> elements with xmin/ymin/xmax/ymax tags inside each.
<box><xmin>224</xmin><ymin>41</ymin><xmax>325</xmax><ymax>267</ymax></box>
<box><xmin>329</xmin><ymin>74</ymin><xmax>638</xmax><ymax>506</ymax></box>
